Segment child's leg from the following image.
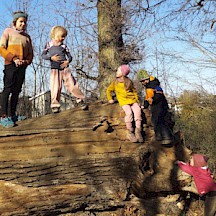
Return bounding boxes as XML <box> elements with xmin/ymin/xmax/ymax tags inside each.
<box><xmin>122</xmin><ymin>105</ymin><xmax>137</xmax><ymax>142</ymax></box>
<box><xmin>157</xmin><ymin>111</ymin><xmax>173</xmax><ymax>143</ymax></box>
<box><xmin>10</xmin><ymin>67</ymin><xmax>26</xmax><ymax>116</ymax></box>
<box><xmin>62</xmin><ymin>68</ymin><xmax>85</xmax><ymax>101</ymax></box>
<box><xmin>1</xmin><ymin>64</ymin><xmax>18</xmax><ymax>116</ymax></box>
<box><xmin>131</xmin><ymin>103</ymin><xmax>142</xmax><ymax>129</ymax></box>
<box><xmin>0</xmin><ymin>64</ymin><xmax>19</xmax><ymax>127</ymax></box>
<box><xmin>122</xmin><ymin>105</ymin><xmax>134</xmax><ymax>131</ymax></box>
<box><xmin>151</xmin><ymin>106</ymin><xmax>162</xmax><ymax>140</ymax></box>
<box><xmin>50</xmin><ymin>69</ymin><xmax>62</xmax><ymax>108</ymax></box>
<box><xmin>204</xmin><ymin>192</ymin><xmax>216</xmax><ymax>216</ymax></box>
<box><xmin>131</xmin><ymin>103</ymin><xmax>143</xmax><ymax>142</ymax></box>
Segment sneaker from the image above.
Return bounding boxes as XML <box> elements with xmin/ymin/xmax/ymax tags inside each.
<box><xmin>155</xmin><ymin>135</ymin><xmax>162</xmax><ymax>141</ymax></box>
<box><xmin>161</xmin><ymin>138</ymin><xmax>173</xmax><ymax>145</ymax></box>
<box><xmin>135</xmin><ymin>128</ymin><xmax>144</xmax><ymax>143</ymax></box>
<box><xmin>1</xmin><ymin>117</ymin><xmax>15</xmax><ymax>128</ymax></box>
<box><xmin>127</xmin><ymin>130</ymin><xmax>138</xmax><ymax>143</ymax></box>
<box><xmin>12</xmin><ymin>115</ymin><xmax>27</xmax><ymax>123</ymax></box>
<box><xmin>78</xmin><ymin>100</ymin><xmax>88</xmax><ymax>110</ymax></box>
<box><xmin>52</xmin><ymin>107</ymin><xmax>60</xmax><ymax>113</ymax></box>
<box><xmin>17</xmin><ymin>115</ymin><xmax>27</xmax><ymax>121</ymax></box>
<box><xmin>11</xmin><ymin>115</ymin><xmax>18</xmax><ymax>123</ymax></box>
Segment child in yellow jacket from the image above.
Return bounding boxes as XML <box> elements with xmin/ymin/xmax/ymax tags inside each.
<box><xmin>106</xmin><ymin>65</ymin><xmax>143</xmax><ymax>143</ymax></box>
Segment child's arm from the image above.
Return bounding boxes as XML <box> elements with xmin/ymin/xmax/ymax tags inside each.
<box><xmin>0</xmin><ymin>29</ymin><xmax>18</xmax><ymax>62</ymax></box>
<box><xmin>60</xmin><ymin>45</ymin><xmax>72</xmax><ymax>68</ymax></box>
<box><xmin>65</xmin><ymin>45</ymin><xmax>72</xmax><ymax>63</ymax></box>
<box><xmin>177</xmin><ymin>161</ymin><xmax>194</xmax><ymax>176</ymax></box>
<box><xmin>60</xmin><ymin>60</ymin><xmax>69</xmax><ymax>69</ymax></box>
<box><xmin>143</xmin><ymin>100</ymin><xmax>149</xmax><ymax>109</ymax></box>
<box><xmin>144</xmin><ymin>88</ymin><xmax>154</xmax><ymax>106</ymax></box>
<box><xmin>41</xmin><ymin>42</ymin><xmax>52</xmax><ymax>61</ymax></box>
<box><xmin>22</xmin><ymin>36</ymin><xmax>33</xmax><ymax>66</ymax></box>
<box><xmin>106</xmin><ymin>82</ymin><xmax>115</xmax><ymax>103</ymax></box>
<box><xmin>133</xmin><ymin>88</ymin><xmax>139</xmax><ymax>103</ymax></box>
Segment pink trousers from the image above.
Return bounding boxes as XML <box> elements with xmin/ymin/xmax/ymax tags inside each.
<box><xmin>122</xmin><ymin>102</ymin><xmax>142</xmax><ymax>131</ymax></box>
<box><xmin>50</xmin><ymin>68</ymin><xmax>85</xmax><ymax>108</ymax></box>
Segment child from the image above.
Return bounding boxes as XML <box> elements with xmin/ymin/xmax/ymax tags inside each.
<box><xmin>178</xmin><ymin>154</ymin><xmax>216</xmax><ymax>216</ymax></box>
<box><xmin>0</xmin><ymin>11</ymin><xmax>33</xmax><ymax>128</ymax></box>
<box><xmin>106</xmin><ymin>65</ymin><xmax>143</xmax><ymax>143</ymax></box>
<box><xmin>147</xmin><ymin>86</ymin><xmax>174</xmax><ymax>144</ymax></box>
<box><xmin>137</xmin><ymin>69</ymin><xmax>160</xmax><ymax>108</ymax></box>
<box><xmin>42</xmin><ymin>26</ymin><xmax>87</xmax><ymax>113</ymax></box>
<box><xmin>137</xmin><ymin>70</ymin><xmax>173</xmax><ymax>143</ymax></box>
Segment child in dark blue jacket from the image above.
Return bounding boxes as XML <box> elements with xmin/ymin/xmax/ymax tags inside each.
<box><xmin>145</xmin><ymin>86</ymin><xmax>174</xmax><ymax>144</ymax></box>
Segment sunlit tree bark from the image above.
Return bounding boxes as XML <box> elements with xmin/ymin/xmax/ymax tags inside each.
<box><xmin>97</xmin><ymin>0</ymin><xmax>124</xmax><ymax>99</ymax></box>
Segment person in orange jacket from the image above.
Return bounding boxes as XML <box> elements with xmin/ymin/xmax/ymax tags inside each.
<box><xmin>137</xmin><ymin>69</ymin><xmax>160</xmax><ymax>108</ymax></box>
<box><xmin>149</xmin><ymin>86</ymin><xmax>174</xmax><ymax>144</ymax></box>
<box><xmin>137</xmin><ymin>70</ymin><xmax>173</xmax><ymax>144</ymax></box>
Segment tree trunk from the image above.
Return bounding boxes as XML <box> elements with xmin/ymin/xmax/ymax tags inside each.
<box><xmin>97</xmin><ymin>0</ymin><xmax>124</xmax><ymax>99</ymax></box>
<box><xmin>0</xmin><ymin>102</ymin><xmax>200</xmax><ymax>215</ymax></box>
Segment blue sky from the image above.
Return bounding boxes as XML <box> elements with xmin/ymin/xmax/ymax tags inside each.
<box><xmin>0</xmin><ymin>0</ymin><xmax>215</xmax><ymax>97</ymax></box>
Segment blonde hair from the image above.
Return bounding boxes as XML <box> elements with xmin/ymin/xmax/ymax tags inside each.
<box><xmin>50</xmin><ymin>26</ymin><xmax>67</xmax><ymax>39</ymax></box>
<box><xmin>123</xmin><ymin>76</ymin><xmax>134</xmax><ymax>91</ymax></box>
<box><xmin>116</xmin><ymin>76</ymin><xmax>134</xmax><ymax>92</ymax></box>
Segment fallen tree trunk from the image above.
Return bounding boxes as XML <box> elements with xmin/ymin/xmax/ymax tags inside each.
<box><xmin>0</xmin><ymin>102</ymin><xmax>198</xmax><ymax>215</ymax></box>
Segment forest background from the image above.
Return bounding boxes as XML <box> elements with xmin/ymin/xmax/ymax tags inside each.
<box><xmin>0</xmin><ymin>0</ymin><xmax>215</xmax><ymax>169</ymax></box>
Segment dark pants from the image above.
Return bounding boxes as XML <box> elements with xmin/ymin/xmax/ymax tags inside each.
<box><xmin>204</xmin><ymin>191</ymin><xmax>216</xmax><ymax>216</ymax></box>
<box><xmin>1</xmin><ymin>64</ymin><xmax>26</xmax><ymax>117</ymax></box>
<box><xmin>151</xmin><ymin>106</ymin><xmax>173</xmax><ymax>140</ymax></box>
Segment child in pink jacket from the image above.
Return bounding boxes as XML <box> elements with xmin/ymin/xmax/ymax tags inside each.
<box><xmin>178</xmin><ymin>154</ymin><xmax>216</xmax><ymax>216</ymax></box>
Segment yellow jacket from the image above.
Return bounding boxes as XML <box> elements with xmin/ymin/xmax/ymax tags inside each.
<box><xmin>106</xmin><ymin>81</ymin><xmax>139</xmax><ymax>107</ymax></box>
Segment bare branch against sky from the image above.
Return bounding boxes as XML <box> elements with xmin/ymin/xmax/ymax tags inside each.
<box><xmin>0</xmin><ymin>0</ymin><xmax>215</xmax><ymax>97</ymax></box>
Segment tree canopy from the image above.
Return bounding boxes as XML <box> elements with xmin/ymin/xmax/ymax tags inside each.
<box><xmin>0</xmin><ymin>0</ymin><xmax>215</xmax><ymax>98</ymax></box>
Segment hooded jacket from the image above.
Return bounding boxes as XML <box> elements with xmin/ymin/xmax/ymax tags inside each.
<box><xmin>178</xmin><ymin>161</ymin><xmax>216</xmax><ymax>196</ymax></box>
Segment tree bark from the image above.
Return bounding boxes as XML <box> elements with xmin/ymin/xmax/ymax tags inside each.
<box><xmin>97</xmin><ymin>0</ymin><xmax>124</xmax><ymax>99</ymax></box>
<box><xmin>0</xmin><ymin>103</ymin><xmax>198</xmax><ymax>215</ymax></box>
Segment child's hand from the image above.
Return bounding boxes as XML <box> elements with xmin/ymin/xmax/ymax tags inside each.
<box><xmin>147</xmin><ymin>97</ymin><xmax>153</xmax><ymax>104</ymax></box>
<box><xmin>14</xmin><ymin>59</ymin><xmax>24</xmax><ymax>67</ymax></box>
<box><xmin>108</xmin><ymin>99</ymin><xmax>115</xmax><ymax>104</ymax></box>
<box><xmin>60</xmin><ymin>60</ymin><xmax>69</xmax><ymax>69</ymax></box>
<box><xmin>51</xmin><ymin>54</ymin><xmax>61</xmax><ymax>62</ymax></box>
<box><xmin>176</xmin><ymin>161</ymin><xmax>186</xmax><ymax>165</ymax></box>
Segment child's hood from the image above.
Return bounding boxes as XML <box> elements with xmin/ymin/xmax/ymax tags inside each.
<box><xmin>192</xmin><ymin>154</ymin><xmax>209</xmax><ymax>167</ymax></box>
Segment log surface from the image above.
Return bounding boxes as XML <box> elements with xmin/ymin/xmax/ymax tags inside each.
<box><xmin>0</xmin><ymin>102</ymin><xmax>195</xmax><ymax>215</ymax></box>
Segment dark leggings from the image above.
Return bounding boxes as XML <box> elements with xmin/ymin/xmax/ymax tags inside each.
<box><xmin>1</xmin><ymin>64</ymin><xmax>26</xmax><ymax>117</ymax></box>
<box><xmin>204</xmin><ymin>191</ymin><xmax>216</xmax><ymax>216</ymax></box>
<box><xmin>151</xmin><ymin>108</ymin><xmax>173</xmax><ymax>140</ymax></box>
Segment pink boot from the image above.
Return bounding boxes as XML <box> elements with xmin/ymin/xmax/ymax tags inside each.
<box><xmin>127</xmin><ymin>130</ymin><xmax>138</xmax><ymax>143</ymax></box>
<box><xmin>135</xmin><ymin>128</ymin><xmax>144</xmax><ymax>143</ymax></box>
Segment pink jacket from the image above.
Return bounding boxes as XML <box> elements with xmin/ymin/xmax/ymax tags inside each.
<box><xmin>178</xmin><ymin>161</ymin><xmax>216</xmax><ymax>196</ymax></box>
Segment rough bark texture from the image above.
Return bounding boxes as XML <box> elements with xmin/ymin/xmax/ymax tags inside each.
<box><xmin>97</xmin><ymin>0</ymin><xmax>124</xmax><ymax>99</ymax></box>
<box><xmin>0</xmin><ymin>102</ymin><xmax>203</xmax><ymax>216</ymax></box>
